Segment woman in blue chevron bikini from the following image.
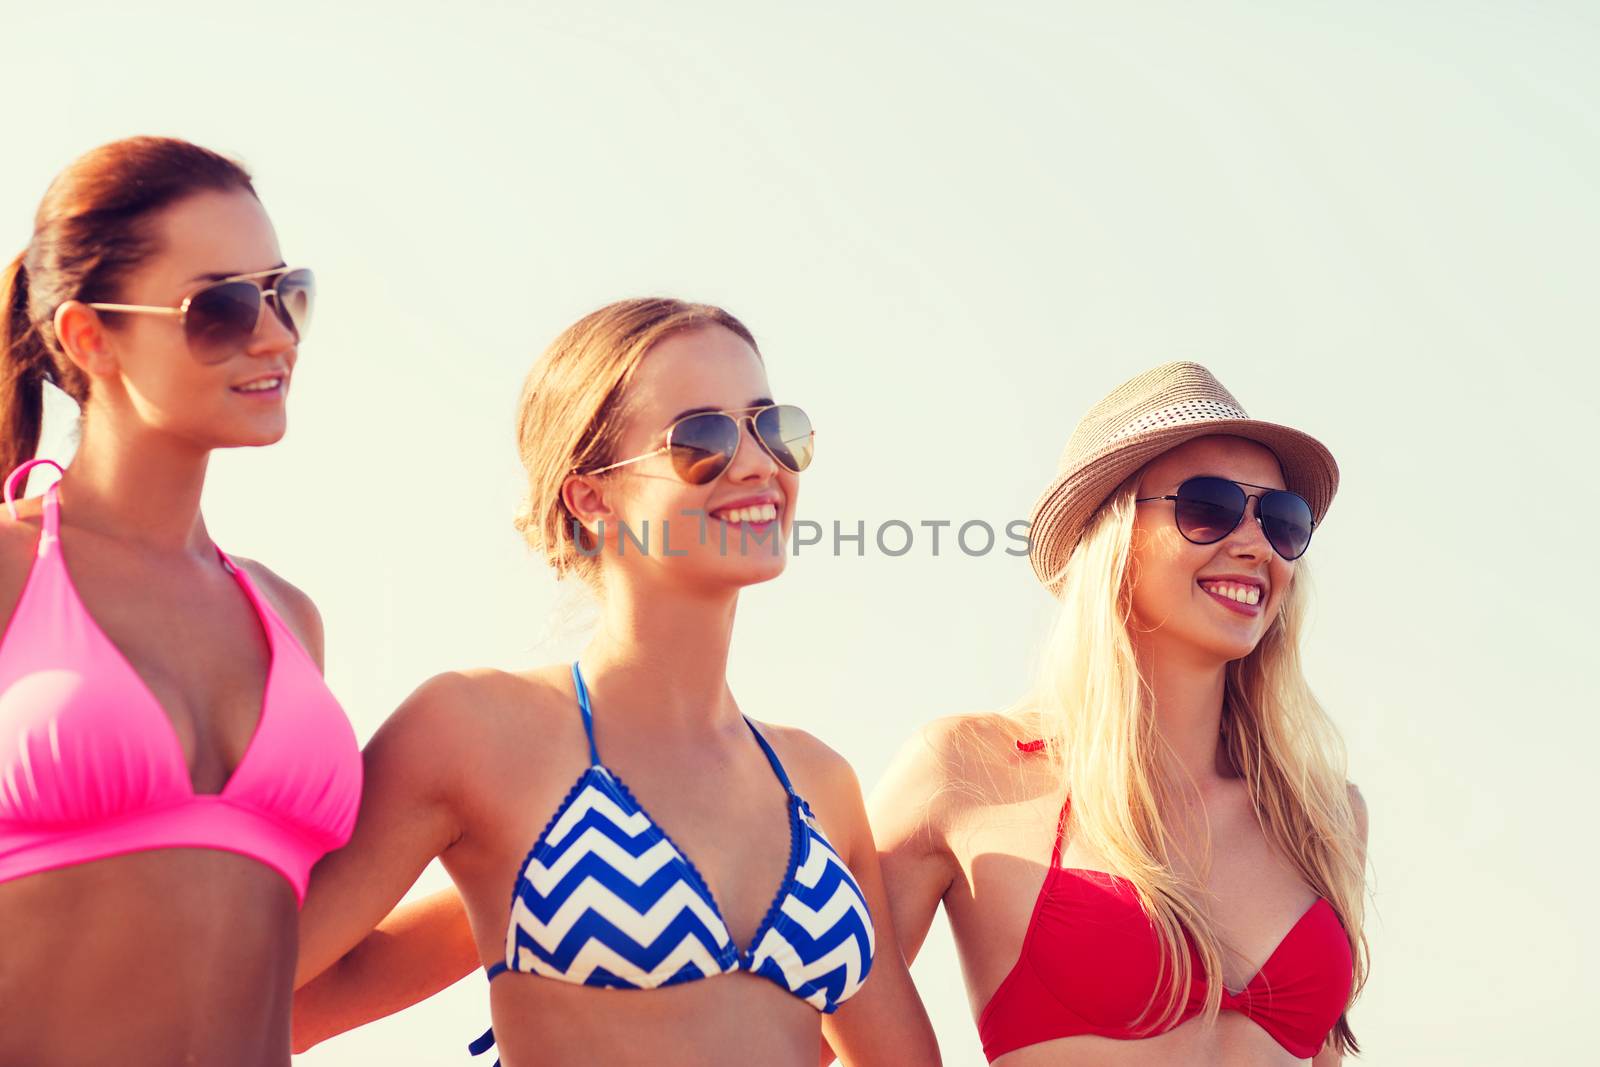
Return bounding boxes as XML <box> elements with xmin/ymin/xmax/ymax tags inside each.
<box><xmin>291</xmin><ymin>298</ymin><xmax>938</xmax><ymax>1066</ymax></box>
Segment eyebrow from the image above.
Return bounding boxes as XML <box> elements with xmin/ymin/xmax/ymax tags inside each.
<box><xmin>186</xmin><ymin>262</ymin><xmax>287</xmax><ymax>284</ymax></box>
<box><xmin>667</xmin><ymin>397</ymin><xmax>775</xmax><ymax>422</ymax></box>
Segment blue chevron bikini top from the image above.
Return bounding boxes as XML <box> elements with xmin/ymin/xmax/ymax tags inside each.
<box><xmin>469</xmin><ymin>662</ymin><xmax>875</xmax><ymax>1061</ymax></box>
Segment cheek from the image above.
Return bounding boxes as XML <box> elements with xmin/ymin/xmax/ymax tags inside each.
<box><xmin>121</xmin><ymin>348</ymin><xmax>226</xmax><ymax>418</ymax></box>
<box><xmin>1129</xmin><ymin>521</ymin><xmax>1199</xmax><ymax>621</ymax></box>
<box><xmin>619</xmin><ymin>479</ymin><xmax>708</xmax><ymax>528</ymax></box>
<box><xmin>777</xmin><ymin>470</ymin><xmax>801</xmax><ymax>527</ymax></box>
<box><xmin>117</xmin><ymin>328</ymin><xmax>197</xmax><ymax>385</ymax></box>
<box><xmin>1266</xmin><ymin>560</ymin><xmax>1296</xmax><ymax>614</ymax></box>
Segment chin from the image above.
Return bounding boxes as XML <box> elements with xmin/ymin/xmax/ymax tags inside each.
<box><xmin>1153</xmin><ymin>617</ymin><xmax>1264</xmax><ymax>666</ymax></box>
<box><xmin>1200</xmin><ymin>631</ymin><xmax>1267</xmax><ymax>664</ymax></box>
<box><xmin>727</xmin><ymin>554</ymin><xmax>788</xmax><ymax>587</ymax></box>
<box><xmin>705</xmin><ymin>546</ymin><xmax>789</xmax><ymax>588</ymax></box>
<box><xmin>221</xmin><ymin>422</ymin><xmax>289</xmax><ymax>448</ymax></box>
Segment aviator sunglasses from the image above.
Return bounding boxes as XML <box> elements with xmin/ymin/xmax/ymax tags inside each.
<box><xmin>1135</xmin><ymin>475</ymin><xmax>1315</xmax><ymax>561</ymax></box>
<box><xmin>581</xmin><ymin>404</ymin><xmax>815</xmax><ymax>485</ymax></box>
<box><xmin>84</xmin><ymin>267</ymin><xmax>315</xmax><ymax>365</ymax></box>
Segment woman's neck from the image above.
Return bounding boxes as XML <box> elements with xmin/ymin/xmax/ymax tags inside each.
<box><xmin>58</xmin><ymin>417</ymin><xmax>213</xmax><ymax>555</ymax></box>
<box><xmin>1137</xmin><ymin>637</ymin><xmax>1233</xmax><ymax>789</ymax></box>
<box><xmin>581</xmin><ymin>575</ymin><xmax>742</xmax><ymax>735</ymax></box>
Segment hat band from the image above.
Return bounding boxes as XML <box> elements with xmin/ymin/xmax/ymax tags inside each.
<box><xmin>1108</xmin><ymin>398</ymin><xmax>1250</xmax><ymax>442</ymax></box>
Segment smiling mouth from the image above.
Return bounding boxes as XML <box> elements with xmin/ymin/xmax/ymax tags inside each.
<box><xmin>231</xmin><ymin>375</ymin><xmax>285</xmax><ymax>395</ymax></box>
<box><xmin>1198</xmin><ymin>579</ymin><xmax>1263</xmax><ymax>609</ymax></box>
<box><xmin>708</xmin><ymin>502</ymin><xmax>780</xmax><ymax>525</ymax></box>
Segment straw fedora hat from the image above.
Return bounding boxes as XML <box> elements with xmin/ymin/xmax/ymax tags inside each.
<box><xmin>1028</xmin><ymin>361</ymin><xmax>1339</xmax><ymax>595</ymax></box>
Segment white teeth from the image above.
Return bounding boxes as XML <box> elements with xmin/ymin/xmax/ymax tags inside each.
<box><xmin>1202</xmin><ymin>581</ymin><xmax>1262</xmax><ymax>606</ymax></box>
<box><xmin>715</xmin><ymin>503</ymin><xmax>778</xmax><ymax>523</ymax></box>
<box><xmin>235</xmin><ymin>377</ymin><xmax>282</xmax><ymax>393</ymax></box>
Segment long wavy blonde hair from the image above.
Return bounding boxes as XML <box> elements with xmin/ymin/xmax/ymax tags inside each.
<box><xmin>1031</xmin><ymin>475</ymin><xmax>1368</xmax><ymax>1055</ymax></box>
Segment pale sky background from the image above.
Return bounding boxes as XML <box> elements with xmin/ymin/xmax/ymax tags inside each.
<box><xmin>4</xmin><ymin>2</ymin><xmax>1596</xmax><ymax>1064</ymax></box>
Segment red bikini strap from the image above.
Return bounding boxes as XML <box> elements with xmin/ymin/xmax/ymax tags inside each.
<box><xmin>1015</xmin><ymin>739</ymin><xmax>1071</xmax><ymax>865</ymax></box>
<box><xmin>1050</xmin><ymin>796</ymin><xmax>1072</xmax><ymax>866</ymax></box>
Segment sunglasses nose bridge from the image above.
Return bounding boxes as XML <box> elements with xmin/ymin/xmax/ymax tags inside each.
<box><xmin>1217</xmin><ymin>492</ymin><xmax>1273</xmax><ymax>557</ymax></box>
<box><xmin>246</xmin><ymin>287</ymin><xmax>297</xmax><ymax>350</ymax></box>
<box><xmin>723</xmin><ymin>413</ymin><xmax>778</xmax><ymax>477</ymax></box>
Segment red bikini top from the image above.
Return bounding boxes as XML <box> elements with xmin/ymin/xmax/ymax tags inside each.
<box><xmin>978</xmin><ymin>798</ymin><xmax>1353</xmax><ymax>1062</ymax></box>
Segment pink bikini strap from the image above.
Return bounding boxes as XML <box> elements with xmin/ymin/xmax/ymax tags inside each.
<box><xmin>4</xmin><ymin>459</ymin><xmax>65</xmax><ymax>521</ymax></box>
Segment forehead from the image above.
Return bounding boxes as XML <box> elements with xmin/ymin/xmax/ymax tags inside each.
<box><xmin>139</xmin><ymin>189</ymin><xmax>283</xmax><ymax>298</ymax></box>
<box><xmin>623</xmin><ymin>325</ymin><xmax>771</xmax><ymax>425</ymax></box>
<box><xmin>1137</xmin><ymin>435</ymin><xmax>1287</xmax><ymax>493</ymax></box>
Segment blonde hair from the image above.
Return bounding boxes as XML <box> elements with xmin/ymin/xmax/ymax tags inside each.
<box><xmin>512</xmin><ymin>297</ymin><xmax>758</xmax><ymax>580</ymax></box>
<box><xmin>1032</xmin><ymin>476</ymin><xmax>1368</xmax><ymax>1055</ymax></box>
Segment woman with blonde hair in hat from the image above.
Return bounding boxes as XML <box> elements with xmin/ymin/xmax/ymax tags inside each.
<box><xmin>871</xmin><ymin>363</ymin><xmax>1369</xmax><ymax>1065</ymax></box>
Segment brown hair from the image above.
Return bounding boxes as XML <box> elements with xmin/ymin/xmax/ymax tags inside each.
<box><xmin>0</xmin><ymin>136</ymin><xmax>256</xmax><ymax>475</ymax></box>
<box><xmin>513</xmin><ymin>297</ymin><xmax>759</xmax><ymax>580</ymax></box>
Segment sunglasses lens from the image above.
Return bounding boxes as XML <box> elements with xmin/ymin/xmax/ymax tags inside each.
<box><xmin>272</xmin><ymin>268</ymin><xmax>315</xmax><ymax>337</ymax></box>
<box><xmin>184</xmin><ymin>280</ymin><xmax>262</xmax><ymax>364</ymax></box>
<box><xmin>753</xmin><ymin>405</ymin><xmax>814</xmax><ymax>473</ymax></box>
<box><xmin>1258</xmin><ymin>491</ymin><xmax>1314</xmax><ymax>560</ymax></box>
<box><xmin>668</xmin><ymin>413</ymin><xmax>742</xmax><ymax>485</ymax></box>
<box><xmin>1172</xmin><ymin>477</ymin><xmax>1247</xmax><ymax>544</ymax></box>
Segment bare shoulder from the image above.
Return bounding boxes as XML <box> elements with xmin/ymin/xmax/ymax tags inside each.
<box><xmin>0</xmin><ymin>496</ymin><xmax>45</xmax><ymax>560</ymax></box>
<box><xmin>895</xmin><ymin>710</ymin><xmax>1044</xmax><ymax>802</ymax></box>
<box><xmin>364</xmin><ymin>665</ymin><xmax>576</xmax><ymax>809</ymax></box>
<box><xmin>0</xmin><ymin>499</ymin><xmax>45</xmax><ymax>634</ymax></box>
<box><xmin>748</xmin><ymin>720</ymin><xmax>862</xmax><ymax>802</ymax></box>
<box><xmin>871</xmin><ymin>710</ymin><xmax>1050</xmax><ymax>847</ymax></box>
<box><xmin>231</xmin><ymin>556</ymin><xmax>324</xmax><ymax>665</ymax></box>
<box><xmin>381</xmin><ymin>664</ymin><xmax>573</xmax><ymax>748</ymax></box>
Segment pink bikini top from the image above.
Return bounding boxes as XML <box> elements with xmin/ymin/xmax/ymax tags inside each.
<box><xmin>0</xmin><ymin>460</ymin><xmax>362</xmax><ymax>903</ymax></box>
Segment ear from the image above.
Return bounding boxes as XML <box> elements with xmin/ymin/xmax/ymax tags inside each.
<box><xmin>561</xmin><ymin>472</ymin><xmax>615</xmax><ymax>540</ymax></box>
<box><xmin>53</xmin><ymin>301</ymin><xmax>118</xmax><ymax>379</ymax></box>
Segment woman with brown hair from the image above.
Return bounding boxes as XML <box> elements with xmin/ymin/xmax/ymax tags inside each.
<box><xmin>291</xmin><ymin>298</ymin><xmax>938</xmax><ymax>1066</ymax></box>
<box><xmin>0</xmin><ymin>137</ymin><xmax>361</xmax><ymax>1067</ymax></box>
<box><xmin>871</xmin><ymin>362</ymin><xmax>1370</xmax><ymax>1065</ymax></box>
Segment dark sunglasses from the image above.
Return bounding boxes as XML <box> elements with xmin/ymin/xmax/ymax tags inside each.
<box><xmin>85</xmin><ymin>267</ymin><xmax>315</xmax><ymax>365</ymax></box>
<box><xmin>581</xmin><ymin>403</ymin><xmax>815</xmax><ymax>485</ymax></box>
<box><xmin>1135</xmin><ymin>475</ymin><xmax>1315</xmax><ymax>561</ymax></box>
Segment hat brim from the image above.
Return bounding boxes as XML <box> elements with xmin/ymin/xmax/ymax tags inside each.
<box><xmin>1027</xmin><ymin>419</ymin><xmax>1339</xmax><ymax>595</ymax></box>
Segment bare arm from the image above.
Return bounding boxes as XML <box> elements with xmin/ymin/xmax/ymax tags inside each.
<box><xmin>864</xmin><ymin>723</ymin><xmax>962</xmax><ymax>969</ymax></box>
<box><xmin>236</xmin><ymin>560</ymin><xmax>482</xmax><ymax>1032</ymax></box>
<box><xmin>294</xmin><ymin>674</ymin><xmax>479</xmax><ymax>989</ymax></box>
<box><xmin>816</xmin><ymin>749</ymin><xmax>942</xmax><ymax>1067</ymax></box>
<box><xmin>817</xmin><ymin>722</ymin><xmax>965</xmax><ymax>1066</ymax></box>
<box><xmin>292</xmin><ymin>887</ymin><xmax>479</xmax><ymax>1052</ymax></box>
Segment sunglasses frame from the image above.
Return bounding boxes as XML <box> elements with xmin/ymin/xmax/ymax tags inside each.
<box><xmin>1135</xmin><ymin>476</ymin><xmax>1315</xmax><ymax>561</ymax></box>
<box><xmin>84</xmin><ymin>266</ymin><xmax>313</xmax><ymax>362</ymax></box>
<box><xmin>578</xmin><ymin>403</ymin><xmax>814</xmax><ymax>483</ymax></box>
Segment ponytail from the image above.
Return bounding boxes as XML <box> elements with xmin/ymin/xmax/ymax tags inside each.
<box><xmin>0</xmin><ymin>252</ymin><xmax>45</xmax><ymax>477</ymax></box>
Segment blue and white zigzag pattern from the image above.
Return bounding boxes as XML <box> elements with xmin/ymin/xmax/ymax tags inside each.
<box><xmin>506</xmin><ymin>768</ymin><xmax>740</xmax><ymax>988</ymax></box>
<box><xmin>503</xmin><ymin>767</ymin><xmax>874</xmax><ymax>1010</ymax></box>
<box><xmin>748</xmin><ymin>800</ymin><xmax>876</xmax><ymax>1012</ymax></box>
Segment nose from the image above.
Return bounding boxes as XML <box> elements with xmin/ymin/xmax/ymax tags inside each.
<box><xmin>724</xmin><ymin>415</ymin><xmax>779</xmax><ymax>483</ymax></box>
<box><xmin>245</xmin><ymin>292</ymin><xmax>298</xmax><ymax>359</ymax></box>
<box><xmin>1223</xmin><ymin>495</ymin><xmax>1272</xmax><ymax>561</ymax></box>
